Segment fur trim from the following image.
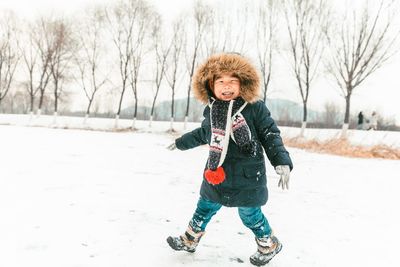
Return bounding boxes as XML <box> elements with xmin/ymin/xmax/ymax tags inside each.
<box><xmin>192</xmin><ymin>53</ymin><xmax>261</xmax><ymax>104</ymax></box>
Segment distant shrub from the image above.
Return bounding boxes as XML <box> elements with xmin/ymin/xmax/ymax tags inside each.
<box><xmin>284</xmin><ymin>137</ymin><xmax>400</xmax><ymax>160</ymax></box>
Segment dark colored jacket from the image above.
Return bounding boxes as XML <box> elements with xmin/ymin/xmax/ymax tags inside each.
<box><xmin>358</xmin><ymin>112</ymin><xmax>364</xmax><ymax>124</ymax></box>
<box><xmin>175</xmin><ymin>100</ymin><xmax>293</xmax><ymax>207</ymax></box>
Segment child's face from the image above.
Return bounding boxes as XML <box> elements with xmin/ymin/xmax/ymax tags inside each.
<box><xmin>212</xmin><ymin>73</ymin><xmax>241</xmax><ymax>101</ymax></box>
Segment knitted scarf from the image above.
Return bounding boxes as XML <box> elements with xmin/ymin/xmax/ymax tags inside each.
<box><xmin>205</xmin><ymin>97</ymin><xmax>257</xmax><ymax>185</ymax></box>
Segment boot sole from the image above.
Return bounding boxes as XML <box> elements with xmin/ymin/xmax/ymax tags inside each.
<box><xmin>166</xmin><ymin>236</ymin><xmax>196</xmax><ymax>253</ymax></box>
<box><xmin>249</xmin><ymin>243</ymin><xmax>282</xmax><ymax>266</ymax></box>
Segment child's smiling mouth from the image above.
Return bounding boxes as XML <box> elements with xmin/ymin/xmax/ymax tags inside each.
<box><xmin>222</xmin><ymin>92</ymin><xmax>234</xmax><ymax>96</ymax></box>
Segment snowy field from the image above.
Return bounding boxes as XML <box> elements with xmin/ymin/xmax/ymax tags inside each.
<box><xmin>1</xmin><ymin>117</ymin><xmax>400</xmax><ymax>267</ymax></box>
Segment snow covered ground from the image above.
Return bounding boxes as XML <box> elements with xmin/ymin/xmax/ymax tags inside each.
<box><xmin>1</xmin><ymin>118</ymin><xmax>399</xmax><ymax>267</ymax></box>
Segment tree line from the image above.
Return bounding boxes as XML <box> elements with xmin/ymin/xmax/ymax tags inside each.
<box><xmin>0</xmin><ymin>0</ymin><xmax>399</xmax><ymax>134</ymax></box>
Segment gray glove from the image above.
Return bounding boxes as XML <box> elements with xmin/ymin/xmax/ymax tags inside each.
<box><xmin>275</xmin><ymin>165</ymin><xmax>290</xmax><ymax>190</ymax></box>
<box><xmin>166</xmin><ymin>142</ymin><xmax>176</xmax><ymax>150</ymax></box>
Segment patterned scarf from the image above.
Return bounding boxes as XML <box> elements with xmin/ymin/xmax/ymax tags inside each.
<box><xmin>205</xmin><ymin>97</ymin><xmax>257</xmax><ymax>185</ymax></box>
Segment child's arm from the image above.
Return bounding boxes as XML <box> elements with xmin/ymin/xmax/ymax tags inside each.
<box><xmin>254</xmin><ymin>102</ymin><xmax>293</xmax><ymax>170</ymax></box>
<box><xmin>174</xmin><ymin>107</ymin><xmax>211</xmax><ymax>151</ymax></box>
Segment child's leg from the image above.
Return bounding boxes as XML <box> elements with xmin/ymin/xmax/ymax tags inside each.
<box><xmin>189</xmin><ymin>196</ymin><xmax>222</xmax><ymax>233</ymax></box>
<box><xmin>167</xmin><ymin>197</ymin><xmax>222</xmax><ymax>252</ymax></box>
<box><xmin>239</xmin><ymin>207</ymin><xmax>282</xmax><ymax>265</ymax></box>
<box><xmin>238</xmin><ymin>207</ymin><xmax>271</xmax><ymax>238</ymax></box>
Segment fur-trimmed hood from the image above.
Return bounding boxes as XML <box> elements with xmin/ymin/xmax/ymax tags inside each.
<box><xmin>192</xmin><ymin>53</ymin><xmax>261</xmax><ymax>104</ymax></box>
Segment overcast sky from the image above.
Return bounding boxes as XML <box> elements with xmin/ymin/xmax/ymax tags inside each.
<box><xmin>1</xmin><ymin>0</ymin><xmax>399</xmax><ymax>123</ymax></box>
<box><xmin>0</xmin><ymin>0</ymin><xmax>190</xmax><ymax>20</ymax></box>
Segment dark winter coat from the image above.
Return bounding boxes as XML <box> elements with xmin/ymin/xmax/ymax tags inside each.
<box><xmin>175</xmin><ymin>53</ymin><xmax>293</xmax><ymax>207</ymax></box>
<box><xmin>358</xmin><ymin>112</ymin><xmax>364</xmax><ymax>124</ymax></box>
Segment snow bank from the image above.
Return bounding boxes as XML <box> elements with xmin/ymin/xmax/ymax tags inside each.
<box><xmin>1</xmin><ymin>113</ymin><xmax>399</xmax><ymax>148</ymax></box>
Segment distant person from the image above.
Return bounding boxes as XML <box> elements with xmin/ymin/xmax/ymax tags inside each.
<box><xmin>369</xmin><ymin>111</ymin><xmax>378</xmax><ymax>130</ymax></box>
<box><xmin>166</xmin><ymin>53</ymin><xmax>293</xmax><ymax>266</ymax></box>
<box><xmin>357</xmin><ymin>111</ymin><xmax>364</xmax><ymax>130</ymax></box>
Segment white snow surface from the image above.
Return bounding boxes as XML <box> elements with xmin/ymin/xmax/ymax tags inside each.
<box><xmin>1</xmin><ymin>115</ymin><xmax>400</xmax><ymax>267</ymax></box>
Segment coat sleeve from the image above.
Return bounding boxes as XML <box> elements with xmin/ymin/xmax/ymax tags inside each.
<box><xmin>175</xmin><ymin>106</ymin><xmax>210</xmax><ymax>150</ymax></box>
<box><xmin>253</xmin><ymin>101</ymin><xmax>293</xmax><ymax>170</ymax></box>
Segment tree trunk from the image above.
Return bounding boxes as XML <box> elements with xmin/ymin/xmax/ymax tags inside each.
<box><xmin>299</xmin><ymin>102</ymin><xmax>308</xmax><ymax>137</ymax></box>
<box><xmin>37</xmin><ymin>92</ymin><xmax>44</xmax><ymax>116</ymax></box>
<box><xmin>341</xmin><ymin>93</ymin><xmax>352</xmax><ymax>137</ymax></box>
<box><xmin>344</xmin><ymin>93</ymin><xmax>351</xmax><ymax>124</ymax></box>
<box><xmin>132</xmin><ymin>117</ymin><xmax>136</xmax><ymax>129</ymax></box>
<box><xmin>300</xmin><ymin>121</ymin><xmax>307</xmax><ymax>137</ymax></box>
<box><xmin>29</xmin><ymin>111</ymin><xmax>34</xmax><ymax>124</ymax></box>
<box><xmin>30</xmin><ymin>94</ymin><xmax>34</xmax><ymax>113</ymax></box>
<box><xmin>185</xmin><ymin>60</ymin><xmax>195</xmax><ymax>130</ymax></box>
<box><xmin>302</xmin><ymin>102</ymin><xmax>308</xmax><ymax>122</ymax></box>
<box><xmin>149</xmin><ymin>99</ymin><xmax>156</xmax><ymax>128</ymax></box>
<box><xmin>54</xmin><ymin>91</ymin><xmax>58</xmax><ymax>114</ymax></box>
<box><xmin>184</xmin><ymin>82</ymin><xmax>191</xmax><ymax>130</ymax></box>
<box><xmin>52</xmin><ymin>111</ymin><xmax>58</xmax><ymax>125</ymax></box>
<box><xmin>86</xmin><ymin>99</ymin><xmax>93</xmax><ymax>119</ymax></box>
<box><xmin>184</xmin><ymin>116</ymin><xmax>188</xmax><ymax>130</ymax></box>
<box><xmin>263</xmin><ymin>81</ymin><xmax>267</xmax><ymax>102</ymax></box>
<box><xmin>116</xmin><ymin>91</ymin><xmax>125</xmax><ymax>117</ymax></box>
<box><xmin>341</xmin><ymin>123</ymin><xmax>349</xmax><ymax>138</ymax></box>
<box><xmin>116</xmin><ymin>79</ymin><xmax>127</xmax><ymax>119</ymax></box>
<box><xmin>83</xmin><ymin>113</ymin><xmax>89</xmax><ymax>125</ymax></box>
<box><xmin>171</xmin><ymin>94</ymin><xmax>175</xmax><ymax>119</ymax></box>
<box><xmin>114</xmin><ymin>114</ymin><xmax>120</xmax><ymax>128</ymax></box>
<box><xmin>170</xmin><ymin>90</ymin><xmax>175</xmax><ymax>131</ymax></box>
<box><xmin>170</xmin><ymin>117</ymin><xmax>174</xmax><ymax>131</ymax></box>
<box><xmin>133</xmin><ymin>91</ymin><xmax>138</xmax><ymax>130</ymax></box>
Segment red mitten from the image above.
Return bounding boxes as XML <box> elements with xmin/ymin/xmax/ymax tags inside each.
<box><xmin>204</xmin><ymin>167</ymin><xmax>225</xmax><ymax>185</ymax></box>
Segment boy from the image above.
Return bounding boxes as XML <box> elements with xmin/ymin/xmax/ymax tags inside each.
<box><xmin>167</xmin><ymin>53</ymin><xmax>293</xmax><ymax>266</ymax></box>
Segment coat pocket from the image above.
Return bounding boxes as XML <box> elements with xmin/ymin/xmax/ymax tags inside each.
<box><xmin>243</xmin><ymin>164</ymin><xmax>266</xmax><ymax>180</ymax></box>
<box><xmin>231</xmin><ymin>163</ymin><xmax>266</xmax><ymax>188</ymax></box>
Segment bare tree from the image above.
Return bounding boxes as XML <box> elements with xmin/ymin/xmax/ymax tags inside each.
<box><xmin>149</xmin><ymin>14</ymin><xmax>171</xmax><ymax>127</ymax></box>
<box><xmin>256</xmin><ymin>0</ymin><xmax>278</xmax><ymax>102</ymax></box>
<box><xmin>106</xmin><ymin>0</ymin><xmax>153</xmax><ymax>128</ymax></box>
<box><xmin>164</xmin><ymin>18</ymin><xmax>185</xmax><ymax>131</ymax></box>
<box><xmin>324</xmin><ymin>0</ymin><xmax>400</xmax><ymax>136</ymax></box>
<box><xmin>128</xmin><ymin>40</ymin><xmax>147</xmax><ymax>130</ymax></box>
<box><xmin>21</xmin><ymin>25</ymin><xmax>39</xmax><ymax>119</ymax></box>
<box><xmin>202</xmin><ymin>9</ymin><xmax>220</xmax><ymax>56</ymax></box>
<box><xmin>0</xmin><ymin>11</ymin><xmax>20</xmax><ymax>111</ymax></box>
<box><xmin>284</xmin><ymin>0</ymin><xmax>330</xmax><ymax>136</ymax></box>
<box><xmin>127</xmin><ymin>4</ymin><xmax>153</xmax><ymax>129</ymax></box>
<box><xmin>32</xmin><ymin>17</ymin><xmax>56</xmax><ymax>117</ymax></box>
<box><xmin>75</xmin><ymin>6</ymin><xmax>109</xmax><ymax>125</ymax></box>
<box><xmin>203</xmin><ymin>2</ymin><xmax>249</xmax><ymax>56</ymax></box>
<box><xmin>106</xmin><ymin>1</ymin><xmax>134</xmax><ymax>128</ymax></box>
<box><xmin>183</xmin><ymin>1</ymin><xmax>212</xmax><ymax>129</ymax></box>
<box><xmin>224</xmin><ymin>4</ymin><xmax>249</xmax><ymax>54</ymax></box>
<box><xmin>49</xmin><ymin>19</ymin><xmax>76</xmax><ymax>124</ymax></box>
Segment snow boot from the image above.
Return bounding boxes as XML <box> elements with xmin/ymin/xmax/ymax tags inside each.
<box><xmin>167</xmin><ymin>226</ymin><xmax>204</xmax><ymax>253</ymax></box>
<box><xmin>249</xmin><ymin>235</ymin><xmax>282</xmax><ymax>266</ymax></box>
